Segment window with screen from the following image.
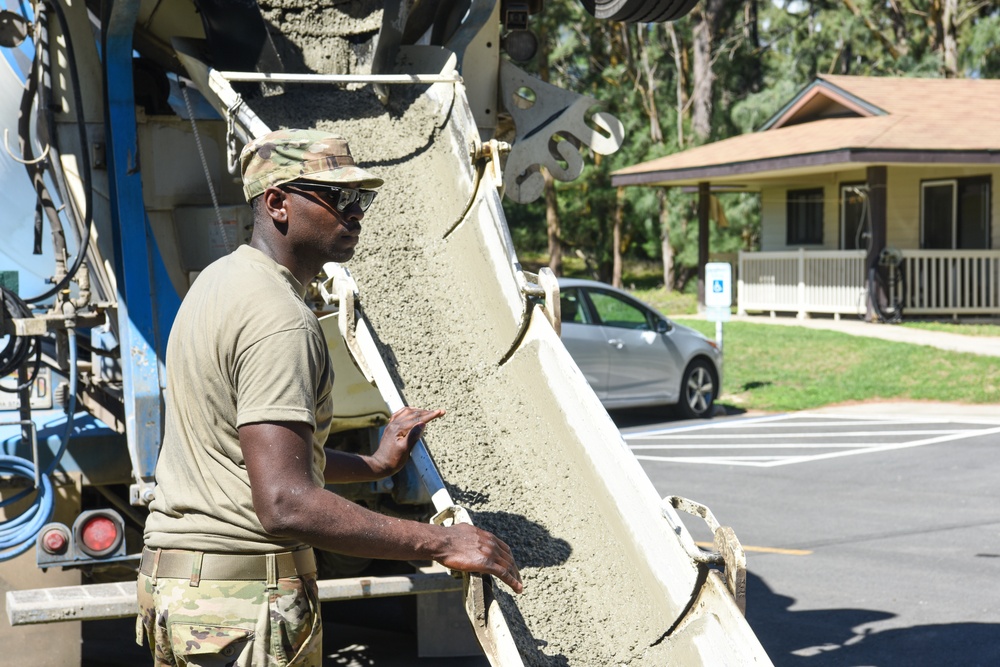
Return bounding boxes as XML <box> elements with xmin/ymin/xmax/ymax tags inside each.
<box><xmin>922</xmin><ymin>177</ymin><xmax>991</xmax><ymax>249</ymax></box>
<box><xmin>787</xmin><ymin>188</ymin><xmax>824</xmax><ymax>245</ymax></box>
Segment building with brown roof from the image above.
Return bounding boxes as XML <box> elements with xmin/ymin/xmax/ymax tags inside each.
<box><xmin>612</xmin><ymin>75</ymin><xmax>1000</xmax><ymax>320</ymax></box>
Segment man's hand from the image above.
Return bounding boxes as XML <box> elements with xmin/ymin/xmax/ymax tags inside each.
<box><xmin>369</xmin><ymin>406</ymin><xmax>445</xmax><ymax>477</ymax></box>
<box><xmin>435</xmin><ymin>523</ymin><xmax>523</xmax><ymax>594</ymax></box>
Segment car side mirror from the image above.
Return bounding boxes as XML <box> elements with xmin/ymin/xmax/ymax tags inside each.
<box><xmin>656</xmin><ymin>319</ymin><xmax>671</xmax><ymax>334</ymax></box>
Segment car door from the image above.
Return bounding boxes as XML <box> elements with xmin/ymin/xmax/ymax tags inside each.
<box><xmin>558</xmin><ymin>287</ymin><xmax>610</xmax><ymax>398</ymax></box>
<box><xmin>582</xmin><ymin>287</ymin><xmax>684</xmax><ymax>406</ymax></box>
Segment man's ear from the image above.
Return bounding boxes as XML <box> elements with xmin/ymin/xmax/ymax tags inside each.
<box><xmin>261</xmin><ymin>186</ymin><xmax>288</xmax><ymax>224</ymax></box>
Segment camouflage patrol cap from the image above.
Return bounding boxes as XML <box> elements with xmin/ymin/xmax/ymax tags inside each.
<box><xmin>240</xmin><ymin>128</ymin><xmax>384</xmax><ymax>202</ymax></box>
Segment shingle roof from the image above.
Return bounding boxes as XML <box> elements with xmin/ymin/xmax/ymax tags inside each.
<box><xmin>611</xmin><ymin>75</ymin><xmax>1000</xmax><ymax>187</ymax></box>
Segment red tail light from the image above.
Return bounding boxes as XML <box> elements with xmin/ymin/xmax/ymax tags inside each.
<box><xmin>80</xmin><ymin>516</ymin><xmax>117</xmax><ymax>552</ymax></box>
<box><xmin>73</xmin><ymin>510</ymin><xmax>124</xmax><ymax>558</ymax></box>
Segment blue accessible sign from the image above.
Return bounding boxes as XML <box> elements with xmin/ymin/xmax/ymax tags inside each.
<box><xmin>704</xmin><ymin>262</ymin><xmax>732</xmax><ymax>315</ymax></box>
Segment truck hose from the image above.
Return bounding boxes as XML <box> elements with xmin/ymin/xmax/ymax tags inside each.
<box><xmin>0</xmin><ymin>327</ymin><xmax>77</xmax><ymax>561</ymax></box>
<box><xmin>0</xmin><ymin>286</ymin><xmax>41</xmax><ymax>390</ymax></box>
<box><xmin>0</xmin><ymin>456</ymin><xmax>55</xmax><ymax>560</ymax></box>
<box><xmin>19</xmin><ymin>0</ymin><xmax>94</xmax><ymax>305</ymax></box>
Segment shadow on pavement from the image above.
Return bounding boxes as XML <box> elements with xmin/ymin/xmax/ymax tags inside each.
<box><xmin>607</xmin><ymin>403</ymin><xmax>747</xmax><ymax>429</ymax></box>
<box><xmin>747</xmin><ymin>572</ymin><xmax>1000</xmax><ymax>667</ymax></box>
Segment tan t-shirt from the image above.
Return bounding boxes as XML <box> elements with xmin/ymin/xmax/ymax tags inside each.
<box><xmin>144</xmin><ymin>244</ymin><xmax>332</xmax><ymax>553</ymax></box>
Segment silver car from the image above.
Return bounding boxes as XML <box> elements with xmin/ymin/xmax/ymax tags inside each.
<box><xmin>558</xmin><ymin>278</ymin><xmax>722</xmax><ymax>419</ymax></box>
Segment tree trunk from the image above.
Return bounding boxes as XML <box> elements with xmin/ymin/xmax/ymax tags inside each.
<box><xmin>543</xmin><ymin>167</ymin><xmax>562</xmax><ymax>275</ymax></box>
<box><xmin>634</xmin><ymin>25</ymin><xmax>663</xmax><ymax>144</ymax></box>
<box><xmin>657</xmin><ymin>189</ymin><xmax>674</xmax><ymax>289</ymax></box>
<box><xmin>886</xmin><ymin>0</ymin><xmax>909</xmax><ymax>46</ymax></box>
<box><xmin>942</xmin><ymin>0</ymin><xmax>958</xmax><ymax>78</ymax></box>
<box><xmin>612</xmin><ymin>187</ymin><xmax>624</xmax><ymax>288</ymax></box>
<box><xmin>666</xmin><ymin>22</ymin><xmax>685</xmax><ymax>147</ymax></box>
<box><xmin>745</xmin><ymin>0</ymin><xmax>762</xmax><ymax>93</ymax></box>
<box><xmin>691</xmin><ymin>6</ymin><xmax>714</xmax><ymax>141</ymax></box>
<box><xmin>691</xmin><ymin>0</ymin><xmax>724</xmax><ymax>141</ymax></box>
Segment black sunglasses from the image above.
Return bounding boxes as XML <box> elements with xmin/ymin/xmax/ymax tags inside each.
<box><xmin>282</xmin><ymin>182</ymin><xmax>377</xmax><ymax>212</ymax></box>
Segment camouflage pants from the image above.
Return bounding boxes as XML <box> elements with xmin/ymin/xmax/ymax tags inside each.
<box><xmin>136</xmin><ymin>571</ymin><xmax>322</xmax><ymax>667</ymax></box>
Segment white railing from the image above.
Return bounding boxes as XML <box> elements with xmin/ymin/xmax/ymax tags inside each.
<box><xmin>738</xmin><ymin>249</ymin><xmax>867</xmax><ymax>318</ymax></box>
<box><xmin>738</xmin><ymin>248</ymin><xmax>1000</xmax><ymax>318</ymax></box>
<box><xmin>901</xmin><ymin>250</ymin><xmax>1000</xmax><ymax>315</ymax></box>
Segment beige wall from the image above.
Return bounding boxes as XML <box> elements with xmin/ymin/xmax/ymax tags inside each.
<box><xmin>760</xmin><ymin>165</ymin><xmax>999</xmax><ymax>251</ymax></box>
<box><xmin>760</xmin><ymin>168</ymin><xmax>867</xmax><ymax>251</ymax></box>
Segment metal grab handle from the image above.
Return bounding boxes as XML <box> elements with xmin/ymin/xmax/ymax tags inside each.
<box><xmin>608</xmin><ymin>339</ymin><xmax>624</xmax><ymax>349</ymax></box>
<box><xmin>431</xmin><ymin>506</ymin><xmax>525</xmax><ymax>667</ymax></box>
<box><xmin>662</xmin><ymin>495</ymin><xmax>747</xmax><ymax>615</ymax></box>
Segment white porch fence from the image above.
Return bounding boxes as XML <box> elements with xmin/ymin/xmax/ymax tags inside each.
<box><xmin>738</xmin><ymin>249</ymin><xmax>867</xmax><ymax>318</ymax></box>
<box><xmin>737</xmin><ymin>248</ymin><xmax>1000</xmax><ymax>318</ymax></box>
<box><xmin>900</xmin><ymin>250</ymin><xmax>1000</xmax><ymax>315</ymax></box>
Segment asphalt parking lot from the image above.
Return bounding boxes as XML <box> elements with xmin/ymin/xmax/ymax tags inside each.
<box><xmin>81</xmin><ymin>402</ymin><xmax>1000</xmax><ymax>667</ymax></box>
<box><xmin>622</xmin><ymin>402</ymin><xmax>1000</xmax><ymax>667</ymax></box>
<box><xmin>621</xmin><ymin>409</ymin><xmax>1000</xmax><ymax>468</ymax></box>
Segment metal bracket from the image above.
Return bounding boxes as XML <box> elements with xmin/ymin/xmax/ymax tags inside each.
<box><xmin>499</xmin><ymin>60</ymin><xmax>624</xmax><ymax>204</ymax></box>
<box><xmin>663</xmin><ymin>495</ymin><xmax>747</xmax><ymax>615</ymax></box>
<box><xmin>431</xmin><ymin>506</ymin><xmax>525</xmax><ymax>667</ymax></box>
<box><xmin>318</xmin><ymin>264</ymin><xmax>375</xmax><ymax>384</ymax></box>
<box><xmin>517</xmin><ymin>268</ymin><xmax>560</xmax><ymax>335</ymax></box>
<box><xmin>129</xmin><ymin>479</ymin><xmax>156</xmax><ymax>506</ymax></box>
<box><xmin>473</xmin><ymin>139</ymin><xmax>511</xmax><ymax>196</ymax></box>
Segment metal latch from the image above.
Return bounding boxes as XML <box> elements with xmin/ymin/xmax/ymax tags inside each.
<box><xmin>431</xmin><ymin>506</ymin><xmax>525</xmax><ymax>667</ymax></box>
<box><xmin>663</xmin><ymin>495</ymin><xmax>747</xmax><ymax>614</ymax></box>
<box><xmin>517</xmin><ymin>267</ymin><xmax>560</xmax><ymax>334</ymax></box>
<box><xmin>473</xmin><ymin>139</ymin><xmax>511</xmax><ymax>196</ymax></box>
<box><xmin>317</xmin><ymin>264</ymin><xmax>375</xmax><ymax>383</ymax></box>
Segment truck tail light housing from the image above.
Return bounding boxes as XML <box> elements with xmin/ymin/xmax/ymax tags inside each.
<box><xmin>72</xmin><ymin>510</ymin><xmax>125</xmax><ymax>558</ymax></box>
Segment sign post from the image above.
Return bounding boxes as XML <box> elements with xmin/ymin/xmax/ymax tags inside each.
<box><xmin>704</xmin><ymin>262</ymin><xmax>732</xmax><ymax>349</ymax></box>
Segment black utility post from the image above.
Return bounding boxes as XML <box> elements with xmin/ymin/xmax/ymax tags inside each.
<box><xmin>697</xmin><ymin>181</ymin><xmax>710</xmax><ymax>309</ymax></box>
<box><xmin>865</xmin><ymin>166</ymin><xmax>887</xmax><ymax>322</ymax></box>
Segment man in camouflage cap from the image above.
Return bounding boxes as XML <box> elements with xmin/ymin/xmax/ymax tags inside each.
<box><xmin>138</xmin><ymin>129</ymin><xmax>522</xmax><ymax>666</ymax></box>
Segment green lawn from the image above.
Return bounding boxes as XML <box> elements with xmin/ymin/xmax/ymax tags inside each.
<box><xmin>674</xmin><ymin>318</ymin><xmax>1000</xmax><ymax>412</ymax></box>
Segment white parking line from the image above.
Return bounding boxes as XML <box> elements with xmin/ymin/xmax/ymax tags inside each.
<box><xmin>621</xmin><ymin>413</ymin><xmax>793</xmax><ymax>438</ymax></box>
<box><xmin>627</xmin><ymin>415</ymin><xmax>1000</xmax><ymax>467</ymax></box>
<box><xmin>634</xmin><ymin>442</ymin><xmax>915</xmax><ymax>450</ymax></box>
<box><xmin>628</xmin><ymin>429</ymin><xmax>966</xmax><ymax>443</ymax></box>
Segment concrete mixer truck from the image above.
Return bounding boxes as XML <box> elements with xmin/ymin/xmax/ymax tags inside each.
<box><xmin>0</xmin><ymin>1</ymin><xmax>770</xmax><ymax>664</ymax></box>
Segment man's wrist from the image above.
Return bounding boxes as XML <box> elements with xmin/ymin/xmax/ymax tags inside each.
<box><xmin>363</xmin><ymin>452</ymin><xmax>393</xmax><ymax>478</ymax></box>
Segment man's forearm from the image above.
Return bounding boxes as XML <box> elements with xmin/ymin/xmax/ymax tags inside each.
<box><xmin>323</xmin><ymin>448</ymin><xmax>387</xmax><ymax>483</ymax></box>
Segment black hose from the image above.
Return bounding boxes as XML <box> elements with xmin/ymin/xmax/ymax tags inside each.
<box><xmin>870</xmin><ymin>263</ymin><xmax>905</xmax><ymax>324</ymax></box>
<box><xmin>22</xmin><ymin>0</ymin><xmax>94</xmax><ymax>305</ymax></box>
<box><xmin>0</xmin><ymin>287</ymin><xmax>42</xmax><ymax>390</ymax></box>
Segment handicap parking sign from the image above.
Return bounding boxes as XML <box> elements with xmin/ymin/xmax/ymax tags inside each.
<box><xmin>705</xmin><ymin>263</ymin><xmax>732</xmax><ymax>309</ymax></box>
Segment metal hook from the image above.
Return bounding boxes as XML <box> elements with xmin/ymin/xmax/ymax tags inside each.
<box><xmin>3</xmin><ymin>128</ymin><xmax>50</xmax><ymax>165</ymax></box>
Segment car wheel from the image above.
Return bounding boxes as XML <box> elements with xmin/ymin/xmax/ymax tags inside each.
<box><xmin>580</xmin><ymin>0</ymin><xmax>700</xmax><ymax>23</ymax></box>
<box><xmin>678</xmin><ymin>359</ymin><xmax>715</xmax><ymax>420</ymax></box>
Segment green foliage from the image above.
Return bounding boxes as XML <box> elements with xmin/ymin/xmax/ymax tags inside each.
<box><xmin>962</xmin><ymin>13</ymin><xmax>1000</xmax><ymax>77</ymax></box>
